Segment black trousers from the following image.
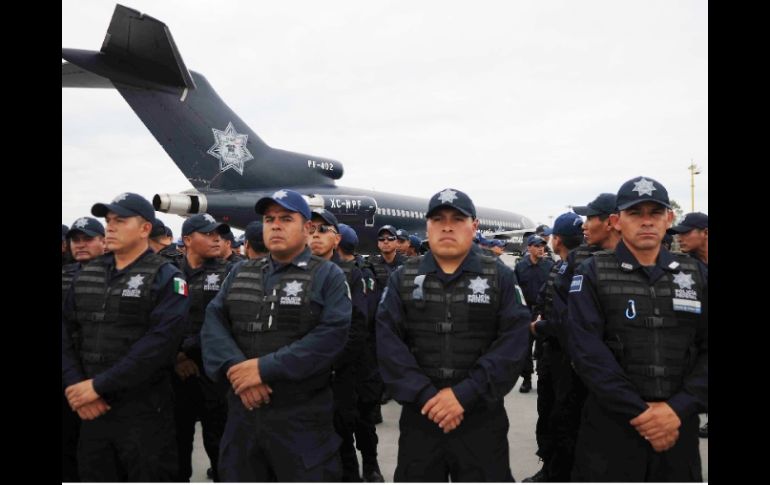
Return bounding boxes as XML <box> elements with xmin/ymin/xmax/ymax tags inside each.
<box><xmin>61</xmin><ymin>393</ymin><xmax>80</xmax><ymax>482</ymax></box>
<box><xmin>219</xmin><ymin>388</ymin><xmax>342</xmax><ymax>482</ymax></box>
<box><xmin>77</xmin><ymin>389</ymin><xmax>178</xmax><ymax>482</ymax></box>
<box><xmin>544</xmin><ymin>347</ymin><xmax>587</xmax><ymax>481</ymax></box>
<box><xmin>172</xmin><ymin>373</ymin><xmax>227</xmax><ymax>481</ymax></box>
<box><xmin>333</xmin><ymin>364</ymin><xmax>360</xmax><ymax>477</ymax></box>
<box><xmin>572</xmin><ymin>394</ymin><xmax>702</xmax><ymax>482</ymax></box>
<box><xmin>394</xmin><ymin>403</ymin><xmax>514</xmax><ymax>482</ymax></box>
<box><xmin>520</xmin><ymin>332</ymin><xmax>535</xmax><ymax>381</ymax></box>
<box><xmin>354</xmin><ymin>345</ymin><xmax>382</xmax><ymax>463</ymax></box>
<box><xmin>534</xmin><ymin>360</ymin><xmax>556</xmax><ymax>462</ymax></box>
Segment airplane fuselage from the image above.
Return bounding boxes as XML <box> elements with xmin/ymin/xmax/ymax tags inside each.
<box><xmin>157</xmin><ymin>185</ymin><xmax>533</xmax><ymax>254</ymax></box>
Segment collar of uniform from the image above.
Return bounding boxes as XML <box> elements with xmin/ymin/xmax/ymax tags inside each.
<box><xmin>106</xmin><ymin>248</ymin><xmax>155</xmax><ymax>275</ymax></box>
<box><xmin>615</xmin><ymin>240</ymin><xmax>676</xmax><ymax>272</ymax></box>
<box><xmin>182</xmin><ymin>256</ymin><xmax>222</xmax><ymax>276</ymax></box>
<box><xmin>268</xmin><ymin>246</ymin><xmax>313</xmax><ymax>272</ymax></box>
<box><xmin>419</xmin><ymin>249</ymin><xmax>482</xmax><ymax>274</ymax></box>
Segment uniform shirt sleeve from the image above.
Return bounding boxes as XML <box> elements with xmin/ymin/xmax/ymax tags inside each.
<box><xmin>201</xmin><ymin>262</ymin><xmax>248</xmax><ymax>383</ymax></box>
<box><xmin>62</xmin><ymin>277</ymin><xmax>85</xmax><ymax>388</ymax></box>
<box><xmin>451</xmin><ymin>262</ymin><xmax>531</xmax><ymax>411</ymax></box>
<box><xmin>667</xmin><ymin>266</ymin><xmax>708</xmax><ymax>418</ymax></box>
<box><xmin>258</xmin><ymin>262</ymin><xmax>352</xmax><ymax>383</ymax></box>
<box><xmin>92</xmin><ymin>263</ymin><xmax>190</xmax><ymax>396</ymax></box>
<box><xmin>376</xmin><ymin>269</ymin><xmax>439</xmax><ymax>408</ymax></box>
<box><xmin>566</xmin><ymin>260</ymin><xmax>648</xmax><ymax>418</ymax></box>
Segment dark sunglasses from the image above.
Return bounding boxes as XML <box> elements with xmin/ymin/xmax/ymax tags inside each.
<box><xmin>378</xmin><ymin>236</ymin><xmax>397</xmax><ymax>242</ymax></box>
<box><xmin>309</xmin><ymin>224</ymin><xmax>337</xmax><ymax>234</ymax></box>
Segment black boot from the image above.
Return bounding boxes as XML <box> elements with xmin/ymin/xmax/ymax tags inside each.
<box><xmin>519</xmin><ymin>378</ymin><xmax>532</xmax><ymax>393</ymax></box>
<box><xmin>699</xmin><ymin>422</ymin><xmax>708</xmax><ymax>438</ymax></box>
<box><xmin>340</xmin><ymin>449</ymin><xmax>362</xmax><ymax>482</ymax></box>
<box><xmin>362</xmin><ymin>457</ymin><xmax>385</xmax><ymax>482</ymax></box>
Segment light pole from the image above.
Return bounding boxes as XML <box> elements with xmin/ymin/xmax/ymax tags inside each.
<box><xmin>688</xmin><ymin>161</ymin><xmax>701</xmax><ymax>212</ymax></box>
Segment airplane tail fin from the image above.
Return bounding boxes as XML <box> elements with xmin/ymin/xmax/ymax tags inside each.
<box><xmin>63</xmin><ymin>4</ymin><xmax>341</xmax><ymax>191</ymax></box>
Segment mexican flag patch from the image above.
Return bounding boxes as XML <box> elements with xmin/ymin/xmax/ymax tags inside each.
<box><xmin>173</xmin><ymin>277</ymin><xmax>188</xmax><ymax>296</ymax></box>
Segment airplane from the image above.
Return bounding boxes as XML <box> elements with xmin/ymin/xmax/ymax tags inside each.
<box><xmin>62</xmin><ymin>4</ymin><xmax>535</xmax><ymax>254</ymax></box>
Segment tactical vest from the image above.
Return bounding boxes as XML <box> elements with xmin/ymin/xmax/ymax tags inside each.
<box><xmin>540</xmin><ymin>262</ymin><xmax>563</xmax><ymax>338</ymax></box>
<box><xmin>368</xmin><ymin>255</ymin><xmax>392</xmax><ymax>289</ymax></box>
<box><xmin>62</xmin><ymin>262</ymin><xmax>80</xmax><ymax>304</ymax></box>
<box><xmin>185</xmin><ymin>259</ymin><xmax>229</xmax><ymax>340</ymax></box>
<box><xmin>399</xmin><ymin>255</ymin><xmax>500</xmax><ymax>388</ymax></box>
<box><xmin>337</xmin><ymin>259</ymin><xmax>357</xmax><ymax>289</ymax></box>
<box><xmin>571</xmin><ymin>243</ymin><xmax>598</xmax><ymax>268</ymax></box>
<box><xmin>227</xmin><ymin>252</ymin><xmax>246</xmax><ymax>263</ymax></box>
<box><xmin>158</xmin><ymin>245</ymin><xmax>185</xmax><ymax>266</ymax></box>
<box><xmin>73</xmin><ymin>253</ymin><xmax>167</xmax><ymax>377</ymax></box>
<box><xmin>594</xmin><ymin>251</ymin><xmax>704</xmax><ymax>400</ymax></box>
<box><xmin>224</xmin><ymin>256</ymin><xmax>328</xmax><ymax>396</ymax></box>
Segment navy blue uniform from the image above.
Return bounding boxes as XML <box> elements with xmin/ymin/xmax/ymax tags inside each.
<box><xmin>172</xmin><ymin>257</ymin><xmax>234</xmax><ymax>482</ymax></box>
<box><xmin>60</xmin><ymin>262</ymin><xmax>82</xmax><ymax>483</ymax></box>
<box><xmin>62</xmin><ymin>250</ymin><xmax>189</xmax><ymax>482</ymax></box>
<box><xmin>376</xmin><ymin>250</ymin><xmax>531</xmax><ymax>482</ymax></box>
<box><xmin>201</xmin><ymin>248</ymin><xmax>351</xmax><ymax>482</ymax></box>
<box><xmin>515</xmin><ymin>255</ymin><xmax>555</xmax><ymax>385</ymax></box>
<box><xmin>567</xmin><ymin>242</ymin><xmax>708</xmax><ymax>481</ymax></box>
<box><xmin>330</xmin><ymin>254</ymin><xmax>369</xmax><ymax>480</ymax></box>
<box><xmin>352</xmin><ymin>255</ymin><xmax>385</xmax><ymax>479</ymax></box>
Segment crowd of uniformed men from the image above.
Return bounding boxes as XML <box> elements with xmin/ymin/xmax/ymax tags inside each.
<box><xmin>62</xmin><ymin>175</ymin><xmax>707</xmax><ymax>482</ymax></box>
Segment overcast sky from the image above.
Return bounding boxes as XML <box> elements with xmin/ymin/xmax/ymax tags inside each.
<box><xmin>62</xmin><ymin>0</ymin><xmax>708</xmax><ymax>240</ymax></box>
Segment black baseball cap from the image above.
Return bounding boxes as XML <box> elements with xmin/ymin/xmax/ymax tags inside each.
<box><xmin>338</xmin><ymin>223</ymin><xmax>359</xmax><ymax>252</ymax></box>
<box><xmin>669</xmin><ymin>212</ymin><xmax>708</xmax><ymax>234</ymax></box>
<box><xmin>92</xmin><ymin>192</ymin><xmax>156</xmax><ymax>222</ymax></box>
<box><xmin>572</xmin><ymin>193</ymin><xmax>618</xmax><ymax>217</ymax></box>
<box><xmin>311</xmin><ymin>209</ymin><xmax>340</xmax><ymax>231</ymax></box>
<box><xmin>616</xmin><ymin>176</ymin><xmax>671</xmax><ymax>211</ymax></box>
<box><xmin>181</xmin><ymin>213</ymin><xmax>230</xmax><ymax>236</ymax></box>
<box><xmin>426</xmin><ymin>188</ymin><xmax>476</xmax><ymax>219</ymax></box>
<box><xmin>378</xmin><ymin>225</ymin><xmax>398</xmax><ymax>237</ymax></box>
<box><xmin>67</xmin><ymin>217</ymin><xmax>105</xmax><ymax>238</ymax></box>
<box><xmin>395</xmin><ymin>229</ymin><xmax>409</xmax><ymax>241</ymax></box>
<box><xmin>255</xmin><ymin>189</ymin><xmax>312</xmax><ymax>220</ymax></box>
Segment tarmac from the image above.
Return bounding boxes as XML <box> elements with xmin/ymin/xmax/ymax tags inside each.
<box><xmin>190</xmin><ymin>380</ymin><xmax>708</xmax><ymax>482</ymax></box>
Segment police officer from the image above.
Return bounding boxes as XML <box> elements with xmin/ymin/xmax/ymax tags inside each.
<box><xmin>667</xmin><ymin>212</ymin><xmax>708</xmax><ymax>438</ymax></box>
<box><xmin>573</xmin><ymin>193</ymin><xmax>622</xmax><ymax>252</ymax></box>
<box><xmin>173</xmin><ymin>214</ymin><xmax>233</xmax><ymax>482</ymax></box>
<box><xmin>567</xmin><ymin>176</ymin><xmax>708</xmax><ymax>481</ymax></box>
<box><xmin>62</xmin><ymin>193</ymin><xmax>189</xmax><ymax>481</ymax></box>
<box><xmin>669</xmin><ymin>212</ymin><xmax>708</xmax><ymax>265</ymax></box>
<box><xmin>395</xmin><ymin>228</ymin><xmax>411</xmax><ymax>255</ymax></box>
<box><xmin>377</xmin><ymin>188</ymin><xmax>531</xmax><ymax>481</ymax></box>
<box><xmin>406</xmin><ymin>234</ymin><xmax>422</xmax><ymax>257</ymax></box>
<box><xmin>523</xmin><ymin>212</ymin><xmax>584</xmax><ymax>482</ymax></box>
<box><xmin>338</xmin><ymin>224</ymin><xmax>385</xmax><ymax>482</ymax></box>
<box><xmin>515</xmin><ymin>235</ymin><xmax>555</xmax><ymax>393</ymax></box>
<box><xmin>368</xmin><ymin>225</ymin><xmax>406</xmax><ymax>290</ymax></box>
<box><xmin>535</xmin><ymin>224</ymin><xmax>555</xmax><ymax>260</ymax></box>
<box><xmin>307</xmin><ymin>210</ymin><xmax>369</xmax><ymax>481</ymax></box>
<box><xmin>201</xmin><ymin>189</ymin><xmax>351</xmax><ymax>481</ymax></box>
<box><xmin>150</xmin><ymin>218</ymin><xmax>186</xmax><ymax>264</ymax></box>
<box><xmin>220</xmin><ymin>227</ymin><xmax>246</xmax><ymax>263</ymax></box>
<box><xmin>61</xmin><ymin>216</ymin><xmax>106</xmax><ymax>482</ymax></box>
<box><xmin>243</xmin><ymin>220</ymin><xmax>269</xmax><ymax>260</ymax></box>
<box><xmin>523</xmin><ymin>193</ymin><xmax>621</xmax><ymax>482</ymax></box>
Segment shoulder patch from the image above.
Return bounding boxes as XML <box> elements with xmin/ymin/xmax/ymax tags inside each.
<box><xmin>173</xmin><ymin>276</ymin><xmax>188</xmax><ymax>296</ymax></box>
<box><xmin>514</xmin><ymin>284</ymin><xmax>526</xmax><ymax>306</ymax></box>
<box><xmin>569</xmin><ymin>275</ymin><xmax>583</xmax><ymax>293</ymax></box>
